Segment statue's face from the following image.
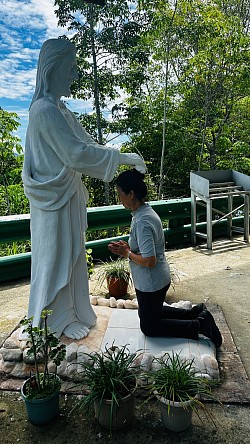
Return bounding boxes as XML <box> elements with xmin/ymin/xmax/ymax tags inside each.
<box><xmin>49</xmin><ymin>50</ymin><xmax>78</xmax><ymax>99</ymax></box>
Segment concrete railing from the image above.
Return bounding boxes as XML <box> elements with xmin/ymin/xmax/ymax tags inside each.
<box><xmin>0</xmin><ymin>197</ymin><xmax>246</xmax><ymax>284</ymax></box>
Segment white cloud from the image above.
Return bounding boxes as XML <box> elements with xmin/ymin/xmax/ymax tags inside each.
<box><xmin>0</xmin><ymin>1</ymin><xmax>128</xmax><ymax>149</ymax></box>
<box><xmin>0</xmin><ymin>68</ymin><xmax>37</xmax><ymax>100</ymax></box>
<box><xmin>0</xmin><ymin>0</ymin><xmax>68</xmax><ymax>101</ymax></box>
<box><xmin>65</xmin><ymin>98</ymin><xmax>94</xmax><ymax>114</ymax></box>
<box><xmin>29</xmin><ymin>0</ymin><xmax>67</xmax><ymax>39</ymax></box>
<box><xmin>0</xmin><ymin>0</ymin><xmax>69</xmax><ymax>145</ymax></box>
<box><xmin>1</xmin><ymin>0</ymin><xmax>61</xmax><ymax>35</ymax></box>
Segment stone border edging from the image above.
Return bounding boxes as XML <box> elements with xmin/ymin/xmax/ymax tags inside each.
<box><xmin>90</xmin><ymin>295</ymin><xmax>138</xmax><ymax>309</ymax></box>
<box><xmin>0</xmin><ymin>328</ymin><xmax>219</xmax><ymax>382</ymax></box>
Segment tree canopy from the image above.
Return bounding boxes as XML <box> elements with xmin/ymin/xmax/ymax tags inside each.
<box><xmin>53</xmin><ymin>0</ymin><xmax>249</xmax><ymax>198</ymax></box>
<box><xmin>0</xmin><ymin>108</ymin><xmax>29</xmax><ymax>216</ymax></box>
<box><xmin>0</xmin><ymin>108</ymin><xmax>23</xmax><ymax>187</ymax></box>
<box><xmin>3</xmin><ymin>0</ymin><xmax>249</xmax><ymax>209</ymax></box>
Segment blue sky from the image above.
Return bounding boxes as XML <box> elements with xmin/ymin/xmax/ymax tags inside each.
<box><xmin>0</xmin><ymin>0</ymin><xmax>124</xmax><ymax>149</ymax></box>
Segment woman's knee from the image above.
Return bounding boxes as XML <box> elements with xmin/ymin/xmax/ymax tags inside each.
<box><xmin>140</xmin><ymin>321</ymin><xmax>157</xmax><ymax>337</ymax></box>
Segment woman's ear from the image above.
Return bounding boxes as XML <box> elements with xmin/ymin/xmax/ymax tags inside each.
<box><xmin>129</xmin><ymin>190</ymin><xmax>135</xmax><ymax>200</ymax></box>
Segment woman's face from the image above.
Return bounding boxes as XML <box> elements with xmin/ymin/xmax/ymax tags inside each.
<box><xmin>49</xmin><ymin>50</ymin><xmax>78</xmax><ymax>99</ymax></box>
<box><xmin>116</xmin><ymin>186</ymin><xmax>133</xmax><ymax>209</ymax></box>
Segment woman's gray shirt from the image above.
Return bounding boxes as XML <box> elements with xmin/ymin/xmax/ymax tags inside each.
<box><xmin>128</xmin><ymin>203</ymin><xmax>171</xmax><ymax>292</ymax></box>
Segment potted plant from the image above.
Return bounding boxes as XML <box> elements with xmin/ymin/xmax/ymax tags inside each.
<box><xmin>95</xmin><ymin>257</ymin><xmax>131</xmax><ymax>298</ymax></box>
<box><xmin>20</xmin><ymin>310</ymin><xmax>66</xmax><ymax>425</ymax></box>
<box><xmin>146</xmin><ymin>352</ymin><xmax>217</xmax><ymax>432</ymax></box>
<box><xmin>72</xmin><ymin>344</ymin><xmax>140</xmax><ymax>433</ymax></box>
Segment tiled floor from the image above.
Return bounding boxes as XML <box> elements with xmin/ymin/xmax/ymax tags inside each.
<box><xmin>101</xmin><ymin>308</ymin><xmax>216</xmax><ymax>360</ymax></box>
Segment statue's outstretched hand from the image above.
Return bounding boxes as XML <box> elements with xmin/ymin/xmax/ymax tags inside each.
<box><xmin>119</xmin><ymin>153</ymin><xmax>147</xmax><ymax>174</ymax></box>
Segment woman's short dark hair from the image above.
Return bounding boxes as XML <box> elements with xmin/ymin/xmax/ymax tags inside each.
<box><xmin>116</xmin><ymin>169</ymin><xmax>147</xmax><ymax>201</ymax></box>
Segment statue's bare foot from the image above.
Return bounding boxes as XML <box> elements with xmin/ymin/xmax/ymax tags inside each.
<box><xmin>63</xmin><ymin>322</ymin><xmax>90</xmax><ymax>340</ymax></box>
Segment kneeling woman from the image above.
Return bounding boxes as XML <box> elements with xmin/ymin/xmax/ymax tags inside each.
<box><xmin>108</xmin><ymin>169</ymin><xmax>222</xmax><ymax>348</ymax></box>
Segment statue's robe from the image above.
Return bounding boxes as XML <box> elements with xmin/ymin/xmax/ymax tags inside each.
<box><xmin>22</xmin><ymin>96</ymin><xmax>120</xmax><ymax>336</ymax></box>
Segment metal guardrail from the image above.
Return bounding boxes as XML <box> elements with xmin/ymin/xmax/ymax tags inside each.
<box><xmin>0</xmin><ymin>198</ymin><xmax>246</xmax><ymax>283</ymax></box>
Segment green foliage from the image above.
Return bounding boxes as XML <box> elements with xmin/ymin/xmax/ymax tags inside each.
<box><xmin>20</xmin><ymin>310</ymin><xmax>66</xmax><ymax>400</ymax></box>
<box><xmin>72</xmin><ymin>344</ymin><xmax>139</xmax><ymax>420</ymax></box>
<box><xmin>1</xmin><ymin>2</ymin><xmax>249</xmax><ymax>211</ymax></box>
<box><xmin>147</xmin><ymin>352</ymin><xmax>218</xmax><ymax>414</ymax></box>
<box><xmin>0</xmin><ymin>108</ymin><xmax>23</xmax><ymax>186</ymax></box>
<box><xmin>95</xmin><ymin>257</ymin><xmax>131</xmax><ymax>289</ymax></box>
<box><xmin>0</xmin><ymin>108</ymin><xmax>27</xmax><ymax>216</ymax></box>
<box><xmin>86</xmin><ymin>248</ymin><xmax>94</xmax><ymax>277</ymax></box>
<box><xmin>53</xmin><ymin>1</ymin><xmax>250</xmax><ymax>199</ymax></box>
<box><xmin>117</xmin><ymin>0</ymin><xmax>250</xmax><ymax>196</ymax></box>
<box><xmin>0</xmin><ymin>184</ymin><xmax>29</xmax><ymax>216</ymax></box>
<box><xmin>82</xmin><ymin>175</ymin><xmax>108</xmax><ymax>207</ymax></box>
<box><xmin>0</xmin><ymin>241</ymin><xmax>31</xmax><ymax>257</ymax></box>
<box><xmin>86</xmin><ymin>226</ymin><xmax>130</xmax><ymax>243</ymax></box>
<box><xmin>55</xmin><ymin>0</ymin><xmax>150</xmax><ymax>150</ymax></box>
<box><xmin>24</xmin><ymin>372</ymin><xmax>61</xmax><ymax>400</ymax></box>
<box><xmin>82</xmin><ymin>167</ymin><xmax>157</xmax><ymax>208</ymax></box>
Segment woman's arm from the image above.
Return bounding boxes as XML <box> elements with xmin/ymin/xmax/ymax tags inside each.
<box><xmin>108</xmin><ymin>240</ymin><xmax>157</xmax><ymax>268</ymax></box>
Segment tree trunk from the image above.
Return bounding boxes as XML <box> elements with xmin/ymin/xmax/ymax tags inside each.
<box><xmin>158</xmin><ymin>0</ymin><xmax>178</xmax><ymax>200</ymax></box>
<box><xmin>89</xmin><ymin>4</ymin><xmax>109</xmax><ymax>205</ymax></box>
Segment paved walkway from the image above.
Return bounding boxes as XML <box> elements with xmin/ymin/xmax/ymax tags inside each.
<box><xmin>101</xmin><ymin>307</ymin><xmax>215</xmax><ymax>358</ymax></box>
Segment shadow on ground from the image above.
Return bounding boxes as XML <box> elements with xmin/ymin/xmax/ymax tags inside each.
<box><xmin>1</xmin><ymin>391</ymin><xmax>250</xmax><ymax>444</ymax></box>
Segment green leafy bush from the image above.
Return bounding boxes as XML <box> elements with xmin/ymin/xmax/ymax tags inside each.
<box><xmin>20</xmin><ymin>310</ymin><xmax>66</xmax><ymax>400</ymax></box>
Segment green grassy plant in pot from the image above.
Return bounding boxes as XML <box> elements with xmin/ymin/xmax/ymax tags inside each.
<box><xmin>147</xmin><ymin>352</ymin><xmax>218</xmax><ymax>432</ymax></box>
<box><xmin>72</xmin><ymin>344</ymin><xmax>140</xmax><ymax>433</ymax></box>
<box><xmin>96</xmin><ymin>257</ymin><xmax>131</xmax><ymax>298</ymax></box>
<box><xmin>20</xmin><ymin>310</ymin><xmax>66</xmax><ymax>425</ymax></box>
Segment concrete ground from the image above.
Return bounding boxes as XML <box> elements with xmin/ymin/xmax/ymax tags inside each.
<box><xmin>1</xmin><ymin>238</ymin><xmax>250</xmax><ymax>443</ymax></box>
<box><xmin>166</xmin><ymin>239</ymin><xmax>250</xmax><ymax>379</ymax></box>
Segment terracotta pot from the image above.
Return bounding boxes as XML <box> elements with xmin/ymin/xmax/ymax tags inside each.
<box><xmin>107</xmin><ymin>275</ymin><xmax>129</xmax><ymax>298</ymax></box>
<box><xmin>94</xmin><ymin>392</ymin><xmax>135</xmax><ymax>430</ymax></box>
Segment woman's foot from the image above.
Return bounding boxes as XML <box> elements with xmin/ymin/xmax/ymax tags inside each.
<box><xmin>198</xmin><ymin>309</ymin><xmax>222</xmax><ymax>348</ymax></box>
<box><xmin>191</xmin><ymin>303</ymin><xmax>207</xmax><ymax>318</ymax></box>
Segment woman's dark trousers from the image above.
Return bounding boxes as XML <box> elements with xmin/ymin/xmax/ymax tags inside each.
<box><xmin>135</xmin><ymin>285</ymin><xmax>199</xmax><ymax>339</ymax></box>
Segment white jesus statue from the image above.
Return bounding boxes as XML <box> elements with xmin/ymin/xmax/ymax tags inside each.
<box><xmin>22</xmin><ymin>38</ymin><xmax>146</xmax><ymax>340</ymax></box>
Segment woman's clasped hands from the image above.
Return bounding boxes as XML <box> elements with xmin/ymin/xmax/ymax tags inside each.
<box><xmin>108</xmin><ymin>240</ymin><xmax>130</xmax><ymax>258</ymax></box>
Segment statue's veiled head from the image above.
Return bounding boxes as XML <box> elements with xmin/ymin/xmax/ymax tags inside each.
<box><xmin>31</xmin><ymin>38</ymin><xmax>77</xmax><ymax>108</ymax></box>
